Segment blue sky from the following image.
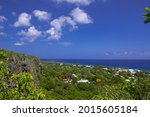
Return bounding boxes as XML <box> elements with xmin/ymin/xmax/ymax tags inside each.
<box><xmin>0</xmin><ymin>0</ymin><xmax>150</xmax><ymax>59</ymax></box>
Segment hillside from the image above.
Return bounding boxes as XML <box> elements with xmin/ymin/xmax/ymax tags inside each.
<box><xmin>0</xmin><ymin>49</ymin><xmax>150</xmax><ymax>100</ymax></box>
<box><xmin>0</xmin><ymin>49</ymin><xmax>41</xmax><ymax>79</ymax></box>
<box><xmin>0</xmin><ymin>49</ymin><xmax>45</xmax><ymax>99</ymax></box>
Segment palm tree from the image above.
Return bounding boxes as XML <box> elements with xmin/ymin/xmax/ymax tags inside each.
<box><xmin>144</xmin><ymin>6</ymin><xmax>150</xmax><ymax>24</ymax></box>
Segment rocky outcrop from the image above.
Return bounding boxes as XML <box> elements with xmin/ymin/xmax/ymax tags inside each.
<box><xmin>0</xmin><ymin>49</ymin><xmax>42</xmax><ymax>81</ymax></box>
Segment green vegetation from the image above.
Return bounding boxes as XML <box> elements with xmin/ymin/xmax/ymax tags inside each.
<box><xmin>39</xmin><ymin>63</ymin><xmax>150</xmax><ymax>100</ymax></box>
<box><xmin>144</xmin><ymin>6</ymin><xmax>150</xmax><ymax>23</ymax></box>
<box><xmin>0</xmin><ymin>49</ymin><xmax>45</xmax><ymax>100</ymax></box>
<box><xmin>0</xmin><ymin>49</ymin><xmax>150</xmax><ymax>100</ymax></box>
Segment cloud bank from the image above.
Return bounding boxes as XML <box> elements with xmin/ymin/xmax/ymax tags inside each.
<box><xmin>13</xmin><ymin>1</ymin><xmax>93</xmax><ymax>45</ymax></box>
<box><xmin>46</xmin><ymin>16</ymin><xmax>77</xmax><ymax>40</ymax></box>
<box><xmin>46</xmin><ymin>7</ymin><xmax>92</xmax><ymax>40</ymax></box>
<box><xmin>15</xmin><ymin>26</ymin><xmax>42</xmax><ymax>45</ymax></box>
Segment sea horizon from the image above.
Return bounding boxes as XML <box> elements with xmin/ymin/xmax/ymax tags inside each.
<box><xmin>41</xmin><ymin>59</ymin><xmax>150</xmax><ymax>71</ymax></box>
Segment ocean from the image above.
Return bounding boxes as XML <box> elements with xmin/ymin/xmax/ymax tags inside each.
<box><xmin>41</xmin><ymin>59</ymin><xmax>150</xmax><ymax>71</ymax></box>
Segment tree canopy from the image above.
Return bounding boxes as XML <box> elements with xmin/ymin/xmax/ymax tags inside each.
<box><xmin>144</xmin><ymin>7</ymin><xmax>150</xmax><ymax>24</ymax></box>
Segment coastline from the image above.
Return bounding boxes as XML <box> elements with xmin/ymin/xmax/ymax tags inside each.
<box><xmin>41</xmin><ymin>59</ymin><xmax>150</xmax><ymax>71</ymax></box>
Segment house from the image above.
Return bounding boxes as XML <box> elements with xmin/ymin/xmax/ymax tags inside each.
<box><xmin>103</xmin><ymin>68</ymin><xmax>108</xmax><ymax>70</ymax></box>
<box><xmin>128</xmin><ymin>69</ymin><xmax>136</xmax><ymax>74</ymax></box>
<box><xmin>77</xmin><ymin>79</ymin><xmax>90</xmax><ymax>83</ymax></box>
<box><xmin>60</xmin><ymin>63</ymin><xmax>63</xmax><ymax>66</ymax></box>
<box><xmin>85</xmin><ymin>65</ymin><xmax>92</xmax><ymax>68</ymax></box>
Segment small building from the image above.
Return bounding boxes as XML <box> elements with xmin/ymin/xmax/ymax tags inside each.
<box><xmin>103</xmin><ymin>68</ymin><xmax>108</xmax><ymax>70</ymax></box>
<box><xmin>128</xmin><ymin>69</ymin><xmax>136</xmax><ymax>74</ymax></box>
<box><xmin>77</xmin><ymin>79</ymin><xmax>90</xmax><ymax>83</ymax></box>
<box><xmin>85</xmin><ymin>65</ymin><xmax>92</xmax><ymax>68</ymax></box>
<box><xmin>60</xmin><ymin>63</ymin><xmax>63</xmax><ymax>66</ymax></box>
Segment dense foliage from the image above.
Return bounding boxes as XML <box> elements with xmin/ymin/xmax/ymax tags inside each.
<box><xmin>0</xmin><ymin>49</ymin><xmax>150</xmax><ymax>100</ymax></box>
<box><xmin>38</xmin><ymin>62</ymin><xmax>150</xmax><ymax>100</ymax></box>
<box><xmin>0</xmin><ymin>61</ymin><xmax>45</xmax><ymax>99</ymax></box>
<box><xmin>0</xmin><ymin>49</ymin><xmax>45</xmax><ymax>100</ymax></box>
<box><xmin>144</xmin><ymin>6</ymin><xmax>150</xmax><ymax>23</ymax></box>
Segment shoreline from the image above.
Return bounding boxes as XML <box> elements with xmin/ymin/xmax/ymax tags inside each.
<box><xmin>41</xmin><ymin>59</ymin><xmax>150</xmax><ymax>71</ymax></box>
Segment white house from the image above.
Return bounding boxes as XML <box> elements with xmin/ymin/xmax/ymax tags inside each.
<box><xmin>77</xmin><ymin>79</ymin><xmax>90</xmax><ymax>83</ymax></box>
<box><xmin>103</xmin><ymin>68</ymin><xmax>108</xmax><ymax>70</ymax></box>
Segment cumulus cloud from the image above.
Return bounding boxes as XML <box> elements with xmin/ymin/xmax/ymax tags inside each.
<box><xmin>47</xmin><ymin>16</ymin><xmax>77</xmax><ymax>40</ymax></box>
<box><xmin>33</xmin><ymin>10</ymin><xmax>51</xmax><ymax>21</ymax></box>
<box><xmin>70</xmin><ymin>7</ymin><xmax>93</xmax><ymax>24</ymax></box>
<box><xmin>14</xmin><ymin>7</ymin><xmax>93</xmax><ymax>44</ymax></box>
<box><xmin>46</xmin><ymin>28</ymin><xmax>62</xmax><ymax>40</ymax></box>
<box><xmin>15</xmin><ymin>26</ymin><xmax>42</xmax><ymax>46</ymax></box>
<box><xmin>14</xmin><ymin>12</ymin><xmax>31</xmax><ymax>27</ymax></box>
<box><xmin>46</xmin><ymin>8</ymin><xmax>93</xmax><ymax>40</ymax></box>
<box><xmin>55</xmin><ymin>0</ymin><xmax>94</xmax><ymax>6</ymax></box>
<box><xmin>0</xmin><ymin>16</ymin><xmax>7</xmax><ymax>23</ymax></box>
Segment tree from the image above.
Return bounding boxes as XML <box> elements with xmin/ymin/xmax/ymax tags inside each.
<box><xmin>144</xmin><ymin>7</ymin><xmax>150</xmax><ymax>24</ymax></box>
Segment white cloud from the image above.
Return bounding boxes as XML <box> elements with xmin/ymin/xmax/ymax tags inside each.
<box><xmin>33</xmin><ymin>10</ymin><xmax>51</xmax><ymax>21</ymax></box>
<box><xmin>70</xmin><ymin>7</ymin><xmax>93</xmax><ymax>24</ymax></box>
<box><xmin>46</xmin><ymin>8</ymin><xmax>93</xmax><ymax>40</ymax></box>
<box><xmin>17</xmin><ymin>26</ymin><xmax>42</xmax><ymax>44</ymax></box>
<box><xmin>47</xmin><ymin>16</ymin><xmax>77</xmax><ymax>40</ymax></box>
<box><xmin>0</xmin><ymin>16</ymin><xmax>7</xmax><ymax>23</ymax></box>
<box><xmin>0</xmin><ymin>16</ymin><xmax>7</xmax><ymax>35</ymax></box>
<box><xmin>50</xmin><ymin>16</ymin><xmax>77</xmax><ymax>30</ymax></box>
<box><xmin>46</xmin><ymin>27</ymin><xmax>62</xmax><ymax>40</ymax></box>
<box><xmin>14</xmin><ymin>12</ymin><xmax>31</xmax><ymax>27</ymax></box>
<box><xmin>55</xmin><ymin>0</ymin><xmax>94</xmax><ymax>6</ymax></box>
<box><xmin>14</xmin><ymin>42</ymin><xmax>25</xmax><ymax>46</ymax></box>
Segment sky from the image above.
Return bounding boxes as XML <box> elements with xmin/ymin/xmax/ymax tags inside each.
<box><xmin>0</xmin><ymin>0</ymin><xmax>150</xmax><ymax>59</ymax></box>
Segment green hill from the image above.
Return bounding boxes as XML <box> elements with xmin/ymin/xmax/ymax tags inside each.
<box><xmin>0</xmin><ymin>48</ymin><xmax>150</xmax><ymax>100</ymax></box>
<box><xmin>0</xmin><ymin>49</ymin><xmax>45</xmax><ymax>99</ymax></box>
<box><xmin>0</xmin><ymin>48</ymin><xmax>41</xmax><ymax>79</ymax></box>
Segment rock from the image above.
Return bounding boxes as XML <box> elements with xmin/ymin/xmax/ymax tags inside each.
<box><xmin>0</xmin><ymin>49</ymin><xmax>42</xmax><ymax>82</ymax></box>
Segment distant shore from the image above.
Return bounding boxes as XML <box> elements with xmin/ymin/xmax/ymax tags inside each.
<box><xmin>41</xmin><ymin>59</ymin><xmax>150</xmax><ymax>71</ymax></box>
